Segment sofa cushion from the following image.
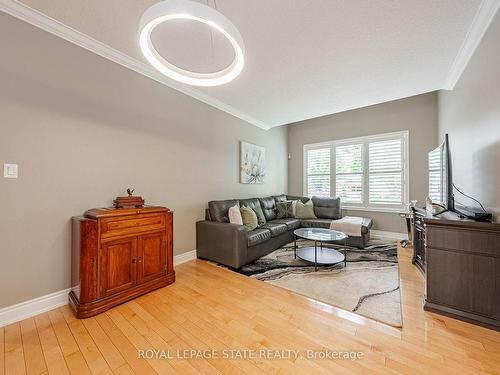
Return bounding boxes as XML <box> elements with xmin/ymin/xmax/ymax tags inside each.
<box><xmin>261</xmin><ymin>222</ymin><xmax>288</xmax><ymax>237</ymax></box>
<box><xmin>359</xmin><ymin>217</ymin><xmax>373</xmax><ymax>234</ymax></box>
<box><xmin>312</xmin><ymin>196</ymin><xmax>341</xmax><ymax>219</ymax></box>
<box><xmin>276</xmin><ymin>201</ymin><xmax>293</xmax><ymax>219</ymax></box>
<box><xmin>258</xmin><ymin>196</ymin><xmax>277</xmax><ymax>221</ymax></box>
<box><xmin>247</xmin><ymin>228</ymin><xmax>271</xmax><ymax>247</ymax></box>
<box><xmin>300</xmin><ymin>219</ymin><xmax>332</xmax><ymax>229</ymax></box>
<box><xmin>208</xmin><ymin>199</ymin><xmax>239</xmax><ymax>222</ymax></box>
<box><xmin>240</xmin><ymin>206</ymin><xmax>258</xmax><ymax>231</ymax></box>
<box><xmin>273</xmin><ymin>194</ymin><xmax>287</xmax><ymax>204</ymax></box>
<box><xmin>286</xmin><ymin>195</ymin><xmax>310</xmax><ymax>203</ymax></box>
<box><xmin>270</xmin><ymin>218</ymin><xmax>301</xmax><ymax>230</ymax></box>
<box><xmin>240</xmin><ymin>198</ymin><xmax>266</xmax><ymax>226</ymax></box>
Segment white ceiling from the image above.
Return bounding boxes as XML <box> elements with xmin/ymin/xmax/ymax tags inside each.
<box><xmin>2</xmin><ymin>0</ymin><xmax>499</xmax><ymax>129</ymax></box>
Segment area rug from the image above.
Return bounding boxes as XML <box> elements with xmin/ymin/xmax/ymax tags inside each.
<box><xmin>231</xmin><ymin>239</ymin><xmax>402</xmax><ymax>327</ymax></box>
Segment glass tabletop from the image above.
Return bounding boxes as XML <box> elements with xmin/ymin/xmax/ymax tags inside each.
<box><xmin>294</xmin><ymin>227</ymin><xmax>347</xmax><ymax>242</ymax></box>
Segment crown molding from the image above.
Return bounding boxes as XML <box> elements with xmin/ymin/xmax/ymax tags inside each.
<box><xmin>0</xmin><ymin>0</ymin><xmax>270</xmax><ymax>130</ymax></box>
<box><xmin>443</xmin><ymin>0</ymin><xmax>500</xmax><ymax>90</ymax></box>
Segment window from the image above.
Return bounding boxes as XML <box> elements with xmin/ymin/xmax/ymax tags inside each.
<box><xmin>335</xmin><ymin>144</ymin><xmax>363</xmax><ymax>204</ymax></box>
<box><xmin>305</xmin><ymin>147</ymin><xmax>330</xmax><ymax>197</ymax></box>
<box><xmin>303</xmin><ymin>131</ymin><xmax>409</xmax><ymax>212</ymax></box>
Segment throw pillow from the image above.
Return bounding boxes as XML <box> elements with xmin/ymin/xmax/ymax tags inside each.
<box><xmin>242</xmin><ymin>202</ymin><xmax>266</xmax><ymax>226</ymax></box>
<box><xmin>240</xmin><ymin>206</ymin><xmax>258</xmax><ymax>231</ymax></box>
<box><xmin>228</xmin><ymin>204</ymin><xmax>243</xmax><ymax>225</ymax></box>
<box><xmin>276</xmin><ymin>201</ymin><xmax>293</xmax><ymax>219</ymax></box>
<box><xmin>295</xmin><ymin>199</ymin><xmax>317</xmax><ymax>219</ymax></box>
<box><xmin>291</xmin><ymin>200</ymin><xmax>299</xmax><ymax>217</ymax></box>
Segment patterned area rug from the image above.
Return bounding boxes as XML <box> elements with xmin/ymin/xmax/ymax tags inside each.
<box><xmin>231</xmin><ymin>239</ymin><xmax>402</xmax><ymax>327</ymax></box>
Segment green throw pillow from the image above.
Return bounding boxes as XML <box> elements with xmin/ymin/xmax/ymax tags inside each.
<box><xmin>240</xmin><ymin>206</ymin><xmax>258</xmax><ymax>231</ymax></box>
<box><xmin>295</xmin><ymin>199</ymin><xmax>317</xmax><ymax>219</ymax></box>
<box><xmin>276</xmin><ymin>201</ymin><xmax>293</xmax><ymax>219</ymax></box>
<box><xmin>252</xmin><ymin>204</ymin><xmax>267</xmax><ymax>226</ymax></box>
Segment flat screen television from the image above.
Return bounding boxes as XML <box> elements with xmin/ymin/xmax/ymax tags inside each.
<box><xmin>428</xmin><ymin>134</ymin><xmax>454</xmax><ymax>212</ymax></box>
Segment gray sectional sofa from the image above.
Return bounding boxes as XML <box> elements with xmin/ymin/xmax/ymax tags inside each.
<box><xmin>196</xmin><ymin>195</ymin><xmax>373</xmax><ymax>268</ymax></box>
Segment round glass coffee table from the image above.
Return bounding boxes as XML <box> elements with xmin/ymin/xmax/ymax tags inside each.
<box><xmin>293</xmin><ymin>228</ymin><xmax>348</xmax><ymax>271</ymax></box>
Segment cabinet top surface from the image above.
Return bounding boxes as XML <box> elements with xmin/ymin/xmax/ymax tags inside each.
<box><xmin>84</xmin><ymin>206</ymin><xmax>171</xmax><ymax>219</ymax></box>
<box><xmin>412</xmin><ymin>207</ymin><xmax>500</xmax><ymax>231</ymax></box>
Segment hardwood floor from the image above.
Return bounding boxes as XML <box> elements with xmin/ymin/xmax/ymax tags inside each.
<box><xmin>1</xmin><ymin>244</ymin><xmax>500</xmax><ymax>374</ymax></box>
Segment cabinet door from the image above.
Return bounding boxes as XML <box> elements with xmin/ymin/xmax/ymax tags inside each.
<box><xmin>137</xmin><ymin>232</ymin><xmax>166</xmax><ymax>284</ymax></box>
<box><xmin>99</xmin><ymin>237</ymin><xmax>137</xmax><ymax>297</ymax></box>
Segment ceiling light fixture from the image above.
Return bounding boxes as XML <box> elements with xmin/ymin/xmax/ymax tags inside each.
<box><xmin>139</xmin><ymin>0</ymin><xmax>245</xmax><ymax>87</ymax></box>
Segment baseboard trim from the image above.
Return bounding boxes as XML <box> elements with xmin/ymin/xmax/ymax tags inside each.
<box><xmin>0</xmin><ymin>250</ymin><xmax>198</xmax><ymax>327</ymax></box>
<box><xmin>0</xmin><ymin>288</ymin><xmax>71</xmax><ymax>327</ymax></box>
<box><xmin>174</xmin><ymin>249</ymin><xmax>197</xmax><ymax>266</ymax></box>
<box><xmin>371</xmin><ymin>230</ymin><xmax>408</xmax><ymax>241</ymax></box>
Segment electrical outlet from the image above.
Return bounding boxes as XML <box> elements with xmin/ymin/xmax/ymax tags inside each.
<box><xmin>3</xmin><ymin>163</ymin><xmax>18</xmax><ymax>178</ymax></box>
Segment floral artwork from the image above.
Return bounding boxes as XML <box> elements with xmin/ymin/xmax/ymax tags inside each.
<box><xmin>240</xmin><ymin>141</ymin><xmax>265</xmax><ymax>184</ymax></box>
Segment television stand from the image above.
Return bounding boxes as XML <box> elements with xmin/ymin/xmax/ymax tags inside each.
<box><xmin>417</xmin><ymin>209</ymin><xmax>500</xmax><ymax>331</ymax></box>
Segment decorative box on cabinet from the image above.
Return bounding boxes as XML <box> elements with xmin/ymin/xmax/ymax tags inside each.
<box><xmin>69</xmin><ymin>206</ymin><xmax>175</xmax><ymax>318</ymax></box>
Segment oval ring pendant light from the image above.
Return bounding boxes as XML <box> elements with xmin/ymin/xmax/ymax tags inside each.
<box><xmin>139</xmin><ymin>0</ymin><xmax>245</xmax><ymax>87</ymax></box>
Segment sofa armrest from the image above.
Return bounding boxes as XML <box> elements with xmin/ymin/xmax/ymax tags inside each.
<box><xmin>361</xmin><ymin>217</ymin><xmax>373</xmax><ymax>234</ymax></box>
<box><xmin>196</xmin><ymin>221</ymin><xmax>248</xmax><ymax>268</ymax></box>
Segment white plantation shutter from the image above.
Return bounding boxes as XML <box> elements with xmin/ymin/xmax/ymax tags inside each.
<box><xmin>304</xmin><ymin>131</ymin><xmax>408</xmax><ymax>211</ymax></box>
<box><xmin>368</xmin><ymin>139</ymin><xmax>403</xmax><ymax>205</ymax></box>
<box><xmin>306</xmin><ymin>148</ymin><xmax>330</xmax><ymax>197</ymax></box>
<box><xmin>335</xmin><ymin>144</ymin><xmax>363</xmax><ymax>203</ymax></box>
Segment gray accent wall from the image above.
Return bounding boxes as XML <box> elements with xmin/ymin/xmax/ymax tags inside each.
<box><xmin>438</xmin><ymin>11</ymin><xmax>500</xmax><ymax>220</ymax></box>
<box><xmin>0</xmin><ymin>14</ymin><xmax>288</xmax><ymax>308</ymax></box>
<box><xmin>287</xmin><ymin>93</ymin><xmax>438</xmax><ymax>233</ymax></box>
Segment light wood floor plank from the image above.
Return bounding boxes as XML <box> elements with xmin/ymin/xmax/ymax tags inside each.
<box><xmin>147</xmin><ymin>282</ymin><xmax>358</xmax><ymax>375</ymax></box>
<box><xmin>47</xmin><ymin>308</ymin><xmax>91</xmax><ymax>375</ymax></box>
<box><xmin>34</xmin><ymin>314</ymin><xmax>70</xmax><ymax>375</ymax></box>
<box><xmin>81</xmin><ymin>318</ymin><xmax>126</xmax><ymax>371</ymax></box>
<box><xmin>93</xmin><ymin>315</ymin><xmax>155</xmax><ymax>375</ymax></box>
<box><xmin>4</xmin><ymin>323</ymin><xmax>25</xmax><ymax>375</ymax></box>
<box><xmin>2</xmin><ymin>244</ymin><xmax>500</xmax><ymax>374</ymax></box>
<box><xmin>19</xmin><ymin>318</ymin><xmax>46</xmax><ymax>375</ymax></box>
<box><xmin>116</xmin><ymin>303</ymin><xmax>200</xmax><ymax>375</ymax></box>
<box><xmin>112</xmin><ymin>364</ymin><xmax>134</xmax><ymax>375</ymax></box>
<box><xmin>105</xmin><ymin>309</ymin><xmax>181</xmax><ymax>375</ymax></box>
<box><xmin>66</xmin><ymin>318</ymin><xmax>113</xmax><ymax>375</ymax></box>
<box><xmin>0</xmin><ymin>327</ymin><xmax>5</xmax><ymax>375</ymax></box>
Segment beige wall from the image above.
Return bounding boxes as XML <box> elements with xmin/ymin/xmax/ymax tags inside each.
<box><xmin>0</xmin><ymin>14</ymin><xmax>288</xmax><ymax>308</ymax></box>
<box><xmin>287</xmin><ymin>92</ymin><xmax>438</xmax><ymax>233</ymax></box>
<box><xmin>438</xmin><ymin>11</ymin><xmax>500</xmax><ymax>220</ymax></box>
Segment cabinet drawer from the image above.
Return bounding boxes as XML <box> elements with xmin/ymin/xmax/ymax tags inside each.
<box><xmin>100</xmin><ymin>214</ymin><xmax>166</xmax><ymax>239</ymax></box>
<box><xmin>426</xmin><ymin>227</ymin><xmax>500</xmax><ymax>257</ymax></box>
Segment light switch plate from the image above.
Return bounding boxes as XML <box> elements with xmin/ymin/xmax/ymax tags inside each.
<box><xmin>4</xmin><ymin>163</ymin><xmax>18</xmax><ymax>178</ymax></box>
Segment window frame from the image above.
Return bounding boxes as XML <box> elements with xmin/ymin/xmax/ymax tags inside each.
<box><xmin>303</xmin><ymin>131</ymin><xmax>409</xmax><ymax>213</ymax></box>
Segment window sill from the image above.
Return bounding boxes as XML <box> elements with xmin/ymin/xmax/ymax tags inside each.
<box><xmin>342</xmin><ymin>206</ymin><xmax>408</xmax><ymax>214</ymax></box>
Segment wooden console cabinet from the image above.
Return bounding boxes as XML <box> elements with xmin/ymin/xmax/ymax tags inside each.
<box><xmin>411</xmin><ymin>207</ymin><xmax>426</xmax><ymax>273</ymax></box>
<box><xmin>69</xmin><ymin>206</ymin><xmax>175</xmax><ymax>318</ymax></box>
<box><xmin>417</xmin><ymin>210</ymin><xmax>500</xmax><ymax>331</ymax></box>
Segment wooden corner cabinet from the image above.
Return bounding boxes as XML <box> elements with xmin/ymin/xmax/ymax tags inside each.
<box><xmin>69</xmin><ymin>206</ymin><xmax>175</xmax><ymax>318</ymax></box>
